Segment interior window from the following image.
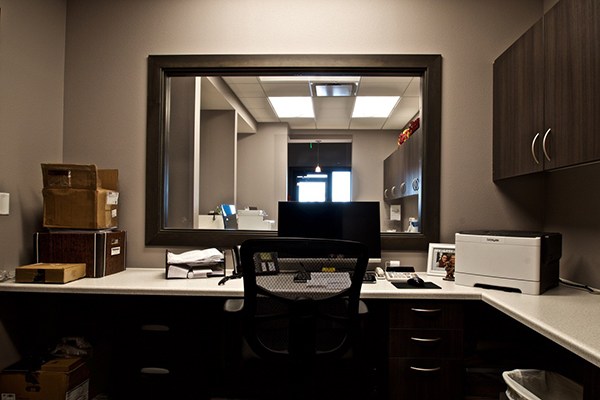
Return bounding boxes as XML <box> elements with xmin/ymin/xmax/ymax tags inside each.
<box><xmin>290</xmin><ymin>168</ymin><xmax>352</xmax><ymax>202</ymax></box>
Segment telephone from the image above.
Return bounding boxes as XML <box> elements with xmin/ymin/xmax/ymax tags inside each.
<box><xmin>253</xmin><ymin>252</ymin><xmax>280</xmax><ymax>275</ymax></box>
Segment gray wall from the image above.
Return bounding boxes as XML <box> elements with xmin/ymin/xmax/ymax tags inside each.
<box><xmin>58</xmin><ymin>0</ymin><xmax>547</xmax><ymax>270</ymax></box>
<box><xmin>0</xmin><ymin>0</ymin><xmax>66</xmax><ymax>371</ymax></box>
<box><xmin>0</xmin><ymin>0</ymin><xmax>66</xmax><ymax>267</ymax></box>
<box><xmin>3</xmin><ymin>0</ymin><xmax>599</xmax><ymax>288</ymax></box>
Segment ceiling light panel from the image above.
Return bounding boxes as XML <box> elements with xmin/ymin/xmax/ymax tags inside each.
<box><xmin>269</xmin><ymin>97</ymin><xmax>314</xmax><ymax>118</ymax></box>
<box><xmin>352</xmin><ymin>96</ymin><xmax>400</xmax><ymax>118</ymax></box>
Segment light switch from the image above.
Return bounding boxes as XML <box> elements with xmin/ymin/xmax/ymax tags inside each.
<box><xmin>0</xmin><ymin>193</ymin><xmax>9</xmax><ymax>215</ymax></box>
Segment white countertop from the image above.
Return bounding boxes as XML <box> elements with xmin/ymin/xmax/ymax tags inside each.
<box><xmin>1</xmin><ymin>268</ymin><xmax>599</xmax><ymax>369</ymax></box>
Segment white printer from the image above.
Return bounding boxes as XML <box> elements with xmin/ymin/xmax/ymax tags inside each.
<box><xmin>455</xmin><ymin>231</ymin><xmax>561</xmax><ymax>295</ymax></box>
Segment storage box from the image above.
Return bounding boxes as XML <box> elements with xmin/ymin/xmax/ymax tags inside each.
<box><xmin>15</xmin><ymin>263</ymin><xmax>86</xmax><ymax>284</ymax></box>
<box><xmin>41</xmin><ymin>164</ymin><xmax>119</xmax><ymax>229</ymax></box>
<box><xmin>0</xmin><ymin>357</ymin><xmax>89</xmax><ymax>400</ymax></box>
<box><xmin>35</xmin><ymin>230</ymin><xmax>127</xmax><ymax>278</ymax></box>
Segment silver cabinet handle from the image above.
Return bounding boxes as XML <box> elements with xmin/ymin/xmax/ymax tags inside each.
<box><xmin>400</xmin><ymin>182</ymin><xmax>406</xmax><ymax>194</ymax></box>
<box><xmin>542</xmin><ymin>128</ymin><xmax>551</xmax><ymax>161</ymax></box>
<box><xmin>384</xmin><ymin>188</ymin><xmax>389</xmax><ymax>199</ymax></box>
<box><xmin>410</xmin><ymin>337</ymin><xmax>441</xmax><ymax>343</ymax></box>
<box><xmin>391</xmin><ymin>186</ymin><xmax>397</xmax><ymax>196</ymax></box>
<box><xmin>410</xmin><ymin>308</ymin><xmax>441</xmax><ymax>313</ymax></box>
<box><xmin>410</xmin><ymin>366</ymin><xmax>441</xmax><ymax>373</ymax></box>
<box><xmin>531</xmin><ymin>132</ymin><xmax>540</xmax><ymax>164</ymax></box>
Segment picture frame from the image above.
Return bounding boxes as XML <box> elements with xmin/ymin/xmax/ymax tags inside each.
<box><xmin>427</xmin><ymin>243</ymin><xmax>456</xmax><ymax>277</ymax></box>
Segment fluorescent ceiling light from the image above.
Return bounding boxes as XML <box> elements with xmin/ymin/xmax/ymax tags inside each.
<box><xmin>269</xmin><ymin>97</ymin><xmax>314</xmax><ymax>118</ymax></box>
<box><xmin>260</xmin><ymin>76</ymin><xmax>360</xmax><ymax>82</ymax></box>
<box><xmin>352</xmin><ymin>96</ymin><xmax>400</xmax><ymax>118</ymax></box>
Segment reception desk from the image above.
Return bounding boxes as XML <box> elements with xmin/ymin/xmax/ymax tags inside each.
<box><xmin>1</xmin><ymin>269</ymin><xmax>599</xmax><ymax>399</ymax></box>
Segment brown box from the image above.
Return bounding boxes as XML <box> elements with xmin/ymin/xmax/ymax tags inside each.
<box><xmin>0</xmin><ymin>357</ymin><xmax>89</xmax><ymax>400</ymax></box>
<box><xmin>41</xmin><ymin>164</ymin><xmax>119</xmax><ymax>229</ymax></box>
<box><xmin>15</xmin><ymin>263</ymin><xmax>86</xmax><ymax>284</ymax></box>
<box><xmin>35</xmin><ymin>230</ymin><xmax>127</xmax><ymax>278</ymax></box>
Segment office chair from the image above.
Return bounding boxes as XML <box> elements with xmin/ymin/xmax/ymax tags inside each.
<box><xmin>223</xmin><ymin>237</ymin><xmax>371</xmax><ymax>400</ymax></box>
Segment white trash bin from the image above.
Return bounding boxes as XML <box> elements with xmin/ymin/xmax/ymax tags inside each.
<box><xmin>502</xmin><ymin>369</ymin><xmax>583</xmax><ymax>400</ymax></box>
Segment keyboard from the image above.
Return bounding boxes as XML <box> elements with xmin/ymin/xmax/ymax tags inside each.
<box><xmin>385</xmin><ymin>270</ymin><xmax>417</xmax><ymax>282</ymax></box>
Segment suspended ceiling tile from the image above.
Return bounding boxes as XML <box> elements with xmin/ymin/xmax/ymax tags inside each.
<box><xmin>261</xmin><ymin>82</ymin><xmax>311</xmax><ymax>97</ymax></box>
<box><xmin>284</xmin><ymin>118</ymin><xmax>317</xmax><ymax>130</ymax></box>
<box><xmin>357</xmin><ymin>76</ymin><xmax>412</xmax><ymax>96</ymax></box>
<box><xmin>384</xmin><ymin>96</ymin><xmax>420</xmax><ymax>130</ymax></box>
<box><xmin>349</xmin><ymin>118</ymin><xmax>387</xmax><ymax>130</ymax></box>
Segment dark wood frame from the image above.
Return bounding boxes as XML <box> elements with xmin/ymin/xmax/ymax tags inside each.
<box><xmin>146</xmin><ymin>54</ymin><xmax>442</xmax><ymax>250</ymax></box>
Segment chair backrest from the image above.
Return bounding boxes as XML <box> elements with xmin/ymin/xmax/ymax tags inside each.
<box><xmin>239</xmin><ymin>237</ymin><xmax>368</xmax><ymax>364</ymax></box>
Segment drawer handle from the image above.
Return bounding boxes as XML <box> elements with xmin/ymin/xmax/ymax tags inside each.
<box><xmin>410</xmin><ymin>308</ymin><xmax>441</xmax><ymax>313</ymax></box>
<box><xmin>410</xmin><ymin>336</ymin><xmax>441</xmax><ymax>343</ymax></box>
<box><xmin>410</xmin><ymin>366</ymin><xmax>441</xmax><ymax>373</ymax></box>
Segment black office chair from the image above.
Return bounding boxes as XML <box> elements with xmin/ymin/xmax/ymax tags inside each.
<box><xmin>223</xmin><ymin>237</ymin><xmax>371</xmax><ymax>400</ymax></box>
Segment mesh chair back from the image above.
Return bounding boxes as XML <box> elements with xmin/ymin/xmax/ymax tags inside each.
<box><xmin>239</xmin><ymin>237</ymin><xmax>368</xmax><ymax>363</ymax></box>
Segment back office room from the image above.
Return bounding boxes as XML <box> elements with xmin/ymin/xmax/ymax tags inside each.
<box><xmin>1</xmin><ymin>0</ymin><xmax>600</xmax><ymax>398</ymax></box>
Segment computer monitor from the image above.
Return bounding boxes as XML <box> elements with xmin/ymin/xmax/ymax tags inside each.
<box><xmin>277</xmin><ymin>201</ymin><xmax>381</xmax><ymax>261</ymax></box>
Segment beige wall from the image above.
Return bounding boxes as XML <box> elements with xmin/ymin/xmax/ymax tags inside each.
<box><xmin>8</xmin><ymin>0</ymin><xmax>594</xmax><ymax>288</ymax></box>
<box><xmin>59</xmin><ymin>0</ymin><xmax>547</xmax><ymax>270</ymax></box>
<box><xmin>0</xmin><ymin>0</ymin><xmax>66</xmax><ymax>267</ymax></box>
<box><xmin>0</xmin><ymin>0</ymin><xmax>67</xmax><ymax>371</ymax></box>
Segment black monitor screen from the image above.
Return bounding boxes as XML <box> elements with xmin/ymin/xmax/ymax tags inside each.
<box><xmin>277</xmin><ymin>201</ymin><xmax>381</xmax><ymax>259</ymax></box>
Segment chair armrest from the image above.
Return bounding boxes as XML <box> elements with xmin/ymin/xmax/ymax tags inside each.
<box><xmin>358</xmin><ymin>299</ymin><xmax>368</xmax><ymax>316</ymax></box>
<box><xmin>224</xmin><ymin>298</ymin><xmax>244</xmax><ymax>313</ymax></box>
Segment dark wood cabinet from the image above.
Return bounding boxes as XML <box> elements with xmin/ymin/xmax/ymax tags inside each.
<box><xmin>543</xmin><ymin>0</ymin><xmax>600</xmax><ymax>170</ymax></box>
<box><xmin>383</xmin><ymin>131</ymin><xmax>422</xmax><ymax>201</ymax></box>
<box><xmin>493</xmin><ymin>19</ymin><xmax>544</xmax><ymax>180</ymax></box>
<box><xmin>493</xmin><ymin>0</ymin><xmax>600</xmax><ymax>181</ymax></box>
<box><xmin>388</xmin><ymin>300</ymin><xmax>464</xmax><ymax>400</ymax></box>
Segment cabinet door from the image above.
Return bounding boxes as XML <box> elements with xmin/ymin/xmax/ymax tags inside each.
<box><xmin>493</xmin><ymin>19</ymin><xmax>545</xmax><ymax>181</ymax></box>
<box><xmin>544</xmin><ymin>0</ymin><xmax>600</xmax><ymax>170</ymax></box>
<box><xmin>405</xmin><ymin>131</ymin><xmax>422</xmax><ymax>197</ymax></box>
<box><xmin>383</xmin><ymin>147</ymin><xmax>406</xmax><ymax>201</ymax></box>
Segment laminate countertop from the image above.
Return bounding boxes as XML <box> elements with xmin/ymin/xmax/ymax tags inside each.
<box><xmin>1</xmin><ymin>268</ymin><xmax>599</xmax><ymax>369</ymax></box>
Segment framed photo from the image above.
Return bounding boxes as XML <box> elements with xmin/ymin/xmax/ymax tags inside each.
<box><xmin>427</xmin><ymin>243</ymin><xmax>456</xmax><ymax>277</ymax></box>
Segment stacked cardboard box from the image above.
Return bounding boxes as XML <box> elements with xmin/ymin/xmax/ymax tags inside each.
<box><xmin>35</xmin><ymin>230</ymin><xmax>126</xmax><ymax>278</ymax></box>
<box><xmin>35</xmin><ymin>164</ymin><xmax>126</xmax><ymax>279</ymax></box>
<box><xmin>15</xmin><ymin>263</ymin><xmax>87</xmax><ymax>283</ymax></box>
<box><xmin>41</xmin><ymin>164</ymin><xmax>119</xmax><ymax>230</ymax></box>
<box><xmin>0</xmin><ymin>357</ymin><xmax>89</xmax><ymax>400</ymax></box>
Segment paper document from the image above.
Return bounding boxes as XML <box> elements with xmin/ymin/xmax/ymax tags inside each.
<box><xmin>167</xmin><ymin>248</ymin><xmax>223</xmax><ymax>266</ymax></box>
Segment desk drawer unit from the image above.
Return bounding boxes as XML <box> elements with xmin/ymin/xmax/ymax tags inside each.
<box><xmin>388</xmin><ymin>301</ymin><xmax>464</xmax><ymax>400</ymax></box>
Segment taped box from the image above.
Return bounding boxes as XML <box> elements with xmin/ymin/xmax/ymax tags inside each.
<box><xmin>15</xmin><ymin>263</ymin><xmax>86</xmax><ymax>284</ymax></box>
<box><xmin>0</xmin><ymin>357</ymin><xmax>89</xmax><ymax>400</ymax></box>
<box><xmin>35</xmin><ymin>230</ymin><xmax>126</xmax><ymax>278</ymax></box>
<box><xmin>41</xmin><ymin>163</ymin><xmax>119</xmax><ymax>229</ymax></box>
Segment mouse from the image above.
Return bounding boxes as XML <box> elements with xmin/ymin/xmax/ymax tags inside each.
<box><xmin>374</xmin><ymin>267</ymin><xmax>385</xmax><ymax>278</ymax></box>
<box><xmin>407</xmin><ymin>275</ymin><xmax>425</xmax><ymax>287</ymax></box>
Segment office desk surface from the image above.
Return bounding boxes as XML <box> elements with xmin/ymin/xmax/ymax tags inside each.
<box><xmin>1</xmin><ymin>268</ymin><xmax>599</xmax><ymax>369</ymax></box>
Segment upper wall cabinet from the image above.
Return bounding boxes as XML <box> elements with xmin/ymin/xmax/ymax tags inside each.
<box><xmin>383</xmin><ymin>129</ymin><xmax>422</xmax><ymax>201</ymax></box>
<box><xmin>493</xmin><ymin>0</ymin><xmax>600</xmax><ymax>181</ymax></box>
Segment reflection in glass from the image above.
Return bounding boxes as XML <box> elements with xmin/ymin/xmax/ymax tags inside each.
<box><xmin>164</xmin><ymin>74</ymin><xmax>422</xmax><ymax>233</ymax></box>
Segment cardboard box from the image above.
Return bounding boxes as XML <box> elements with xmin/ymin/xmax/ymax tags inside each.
<box><xmin>41</xmin><ymin>164</ymin><xmax>119</xmax><ymax>229</ymax></box>
<box><xmin>0</xmin><ymin>357</ymin><xmax>89</xmax><ymax>400</ymax></box>
<box><xmin>15</xmin><ymin>263</ymin><xmax>86</xmax><ymax>284</ymax></box>
<box><xmin>35</xmin><ymin>230</ymin><xmax>127</xmax><ymax>278</ymax></box>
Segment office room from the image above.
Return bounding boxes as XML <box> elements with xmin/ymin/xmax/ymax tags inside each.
<box><xmin>1</xmin><ymin>0</ymin><xmax>600</xmax><ymax>399</ymax></box>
